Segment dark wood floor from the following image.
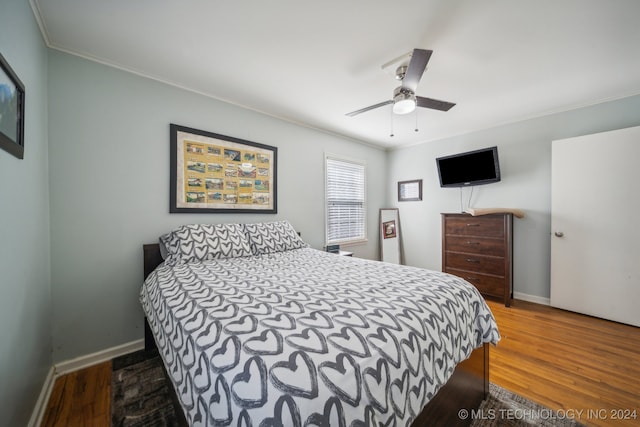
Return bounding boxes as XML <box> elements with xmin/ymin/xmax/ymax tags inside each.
<box><xmin>41</xmin><ymin>299</ymin><xmax>640</xmax><ymax>427</ymax></box>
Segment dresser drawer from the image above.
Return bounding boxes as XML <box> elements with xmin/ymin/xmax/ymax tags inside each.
<box><xmin>444</xmin><ymin>235</ymin><xmax>505</xmax><ymax>257</ymax></box>
<box><xmin>444</xmin><ymin>252</ymin><xmax>505</xmax><ymax>276</ymax></box>
<box><xmin>444</xmin><ymin>215</ymin><xmax>504</xmax><ymax>237</ymax></box>
<box><xmin>445</xmin><ymin>268</ymin><xmax>507</xmax><ymax>298</ymax></box>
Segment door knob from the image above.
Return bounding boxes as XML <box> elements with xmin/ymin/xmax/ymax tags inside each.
<box><xmin>554</xmin><ymin>231</ymin><xmax>564</xmax><ymax>237</ymax></box>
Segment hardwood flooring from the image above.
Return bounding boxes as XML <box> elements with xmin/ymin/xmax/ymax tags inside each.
<box><xmin>41</xmin><ymin>360</ymin><xmax>111</xmax><ymax>426</ymax></box>
<box><xmin>41</xmin><ymin>299</ymin><xmax>639</xmax><ymax>427</ymax></box>
<box><xmin>487</xmin><ymin>299</ymin><xmax>640</xmax><ymax>427</ymax></box>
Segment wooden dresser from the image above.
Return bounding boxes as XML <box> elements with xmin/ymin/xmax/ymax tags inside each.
<box><xmin>442</xmin><ymin>213</ymin><xmax>513</xmax><ymax>306</ymax></box>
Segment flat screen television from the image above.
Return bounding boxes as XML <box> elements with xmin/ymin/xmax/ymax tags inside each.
<box><xmin>436</xmin><ymin>146</ymin><xmax>501</xmax><ymax>187</ymax></box>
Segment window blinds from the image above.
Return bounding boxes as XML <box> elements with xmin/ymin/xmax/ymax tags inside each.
<box><xmin>326</xmin><ymin>157</ymin><xmax>366</xmax><ymax>244</ymax></box>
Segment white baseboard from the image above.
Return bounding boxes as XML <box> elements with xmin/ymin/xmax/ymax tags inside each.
<box><xmin>54</xmin><ymin>338</ymin><xmax>144</xmax><ymax>376</ymax></box>
<box><xmin>513</xmin><ymin>291</ymin><xmax>550</xmax><ymax>306</ymax></box>
<box><xmin>28</xmin><ymin>366</ymin><xmax>55</xmax><ymax>427</ymax></box>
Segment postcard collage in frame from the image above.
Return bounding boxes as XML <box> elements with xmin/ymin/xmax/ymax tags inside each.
<box><xmin>170</xmin><ymin>124</ymin><xmax>277</xmax><ymax>213</ymax></box>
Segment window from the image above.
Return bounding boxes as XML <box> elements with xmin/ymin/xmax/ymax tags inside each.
<box><xmin>325</xmin><ymin>155</ymin><xmax>366</xmax><ymax>245</ymax></box>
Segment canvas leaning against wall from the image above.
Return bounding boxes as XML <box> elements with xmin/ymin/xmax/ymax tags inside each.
<box><xmin>170</xmin><ymin>124</ymin><xmax>278</xmax><ymax>213</ymax></box>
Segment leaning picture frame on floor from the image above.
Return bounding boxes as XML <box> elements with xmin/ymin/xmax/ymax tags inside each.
<box><xmin>382</xmin><ymin>220</ymin><xmax>397</xmax><ymax>239</ymax></box>
<box><xmin>0</xmin><ymin>52</ymin><xmax>25</xmax><ymax>160</ymax></box>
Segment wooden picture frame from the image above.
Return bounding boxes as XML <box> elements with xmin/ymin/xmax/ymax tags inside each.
<box><xmin>170</xmin><ymin>124</ymin><xmax>277</xmax><ymax>213</ymax></box>
<box><xmin>0</xmin><ymin>52</ymin><xmax>25</xmax><ymax>159</ymax></box>
<box><xmin>398</xmin><ymin>179</ymin><xmax>422</xmax><ymax>201</ymax></box>
<box><xmin>382</xmin><ymin>220</ymin><xmax>397</xmax><ymax>239</ymax></box>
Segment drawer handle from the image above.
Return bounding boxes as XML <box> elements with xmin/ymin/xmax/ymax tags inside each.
<box><xmin>466</xmin><ymin>241</ymin><xmax>480</xmax><ymax>245</ymax></box>
<box><xmin>466</xmin><ymin>258</ymin><xmax>480</xmax><ymax>263</ymax></box>
<box><xmin>466</xmin><ymin>276</ymin><xmax>480</xmax><ymax>282</ymax></box>
<box><xmin>466</xmin><ymin>223</ymin><xmax>481</xmax><ymax>227</ymax></box>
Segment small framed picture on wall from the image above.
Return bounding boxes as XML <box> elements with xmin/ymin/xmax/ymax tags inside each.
<box><xmin>398</xmin><ymin>179</ymin><xmax>422</xmax><ymax>202</ymax></box>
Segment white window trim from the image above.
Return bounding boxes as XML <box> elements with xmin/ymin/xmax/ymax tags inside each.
<box><xmin>324</xmin><ymin>153</ymin><xmax>368</xmax><ymax>247</ymax></box>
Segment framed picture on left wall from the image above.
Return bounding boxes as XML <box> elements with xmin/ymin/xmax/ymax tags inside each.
<box><xmin>170</xmin><ymin>124</ymin><xmax>278</xmax><ymax>213</ymax></box>
<box><xmin>0</xmin><ymin>52</ymin><xmax>25</xmax><ymax>159</ymax></box>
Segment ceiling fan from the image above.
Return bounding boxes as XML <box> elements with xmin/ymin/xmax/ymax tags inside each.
<box><xmin>346</xmin><ymin>49</ymin><xmax>455</xmax><ymax>117</ymax></box>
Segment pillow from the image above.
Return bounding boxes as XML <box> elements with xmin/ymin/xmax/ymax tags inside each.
<box><xmin>160</xmin><ymin>223</ymin><xmax>253</xmax><ymax>265</ymax></box>
<box><xmin>243</xmin><ymin>220</ymin><xmax>308</xmax><ymax>254</ymax></box>
<box><xmin>158</xmin><ymin>232</ymin><xmax>171</xmax><ymax>260</ymax></box>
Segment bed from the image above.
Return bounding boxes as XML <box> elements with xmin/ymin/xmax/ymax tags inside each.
<box><xmin>140</xmin><ymin>221</ymin><xmax>500</xmax><ymax>426</ymax></box>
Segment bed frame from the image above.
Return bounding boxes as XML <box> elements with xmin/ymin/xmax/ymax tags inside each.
<box><xmin>142</xmin><ymin>243</ymin><xmax>488</xmax><ymax>427</ymax></box>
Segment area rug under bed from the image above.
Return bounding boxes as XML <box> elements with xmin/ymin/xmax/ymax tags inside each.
<box><xmin>470</xmin><ymin>383</ymin><xmax>584</xmax><ymax>427</ymax></box>
<box><xmin>111</xmin><ymin>350</ymin><xmax>583</xmax><ymax>426</ymax></box>
<box><xmin>111</xmin><ymin>349</ymin><xmax>180</xmax><ymax>426</ymax></box>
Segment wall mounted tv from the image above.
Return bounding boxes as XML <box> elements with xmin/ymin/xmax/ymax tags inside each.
<box><xmin>436</xmin><ymin>146</ymin><xmax>501</xmax><ymax>187</ymax></box>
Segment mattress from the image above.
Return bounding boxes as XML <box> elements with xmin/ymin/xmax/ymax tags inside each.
<box><xmin>140</xmin><ymin>247</ymin><xmax>500</xmax><ymax>426</ymax></box>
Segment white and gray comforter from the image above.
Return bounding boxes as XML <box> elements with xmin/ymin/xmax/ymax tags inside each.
<box><xmin>140</xmin><ymin>248</ymin><xmax>500</xmax><ymax>426</ymax></box>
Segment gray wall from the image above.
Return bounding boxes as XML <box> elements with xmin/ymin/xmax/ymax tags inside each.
<box><xmin>0</xmin><ymin>0</ymin><xmax>52</xmax><ymax>425</ymax></box>
<box><xmin>388</xmin><ymin>95</ymin><xmax>640</xmax><ymax>300</ymax></box>
<box><xmin>47</xmin><ymin>50</ymin><xmax>387</xmax><ymax>363</ymax></box>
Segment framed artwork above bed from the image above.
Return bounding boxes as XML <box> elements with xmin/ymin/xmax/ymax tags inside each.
<box><xmin>170</xmin><ymin>124</ymin><xmax>277</xmax><ymax>213</ymax></box>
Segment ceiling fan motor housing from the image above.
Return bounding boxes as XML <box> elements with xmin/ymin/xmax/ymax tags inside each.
<box><xmin>395</xmin><ymin>65</ymin><xmax>408</xmax><ymax>80</ymax></box>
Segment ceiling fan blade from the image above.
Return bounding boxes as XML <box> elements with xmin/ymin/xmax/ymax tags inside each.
<box><xmin>401</xmin><ymin>49</ymin><xmax>432</xmax><ymax>92</ymax></box>
<box><xmin>416</xmin><ymin>96</ymin><xmax>456</xmax><ymax>111</ymax></box>
<box><xmin>345</xmin><ymin>100</ymin><xmax>393</xmax><ymax>117</ymax></box>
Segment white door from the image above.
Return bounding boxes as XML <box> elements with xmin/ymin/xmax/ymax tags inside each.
<box><xmin>551</xmin><ymin>126</ymin><xmax>640</xmax><ymax>327</ymax></box>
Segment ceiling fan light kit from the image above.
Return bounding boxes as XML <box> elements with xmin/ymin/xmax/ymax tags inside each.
<box><xmin>346</xmin><ymin>48</ymin><xmax>456</xmax><ymax>118</ymax></box>
<box><xmin>392</xmin><ymin>87</ymin><xmax>416</xmax><ymax>114</ymax></box>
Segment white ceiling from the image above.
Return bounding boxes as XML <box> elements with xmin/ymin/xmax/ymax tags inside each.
<box><xmin>31</xmin><ymin>0</ymin><xmax>640</xmax><ymax>149</ymax></box>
